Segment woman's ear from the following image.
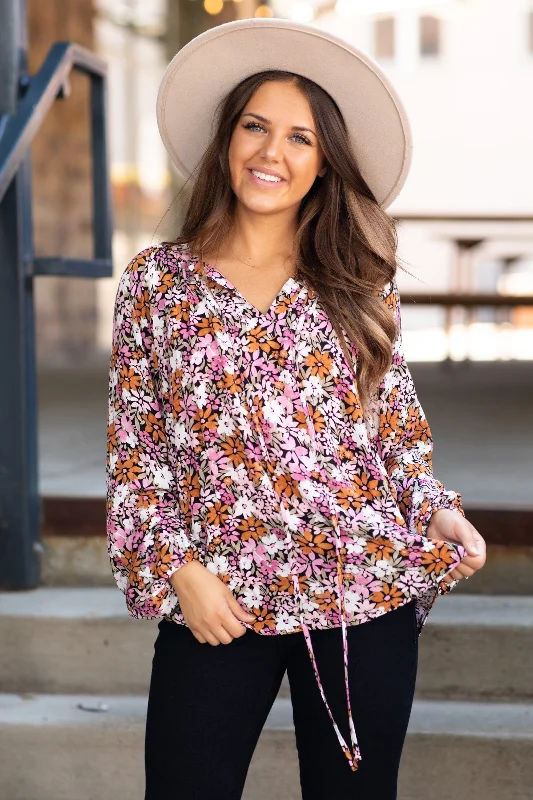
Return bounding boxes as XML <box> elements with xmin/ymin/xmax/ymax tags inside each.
<box><xmin>317</xmin><ymin>164</ymin><xmax>328</xmax><ymax>178</ymax></box>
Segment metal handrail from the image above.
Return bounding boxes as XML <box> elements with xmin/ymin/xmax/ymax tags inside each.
<box><xmin>0</xmin><ymin>41</ymin><xmax>112</xmax><ymax>273</ymax></box>
<box><xmin>0</xmin><ymin>42</ymin><xmax>105</xmax><ymax>200</ymax></box>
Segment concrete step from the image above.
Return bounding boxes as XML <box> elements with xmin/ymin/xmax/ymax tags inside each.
<box><xmin>40</xmin><ymin>529</ymin><xmax>533</xmax><ymax>594</ymax></box>
<box><xmin>1</xmin><ymin>693</ymin><xmax>532</xmax><ymax>800</ymax></box>
<box><xmin>1</xmin><ymin>589</ymin><xmax>532</xmax><ymax>703</ymax></box>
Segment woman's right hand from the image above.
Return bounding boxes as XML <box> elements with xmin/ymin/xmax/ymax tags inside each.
<box><xmin>169</xmin><ymin>561</ymin><xmax>256</xmax><ymax>645</ymax></box>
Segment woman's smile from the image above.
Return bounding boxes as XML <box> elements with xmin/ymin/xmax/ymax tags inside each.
<box><xmin>246</xmin><ymin>167</ymin><xmax>287</xmax><ymax>188</ymax></box>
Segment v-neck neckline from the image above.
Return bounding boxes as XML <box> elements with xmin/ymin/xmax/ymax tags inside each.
<box><xmin>191</xmin><ymin>254</ymin><xmax>303</xmax><ymax>321</ymax></box>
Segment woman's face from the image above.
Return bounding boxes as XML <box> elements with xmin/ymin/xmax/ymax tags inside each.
<box><xmin>227</xmin><ymin>80</ymin><xmax>327</xmax><ymax>217</ymax></box>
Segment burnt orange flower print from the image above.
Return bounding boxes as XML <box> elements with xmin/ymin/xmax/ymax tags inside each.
<box><xmin>192</xmin><ymin>406</ymin><xmax>218</xmax><ymax>434</ymax></box>
<box><xmin>420</xmin><ymin>543</ymin><xmax>457</xmax><ymax>576</ymax></box>
<box><xmin>207</xmin><ymin>535</ymin><xmax>222</xmax><ymax>553</ymax></box>
<box><xmin>205</xmin><ymin>501</ymin><xmax>231</xmax><ymax>528</ymax></box>
<box><xmin>114</xmin><ymin>457</ymin><xmax>142</xmax><ymax>485</ymax></box>
<box><xmin>295</xmin><ymin>527</ymin><xmax>334</xmax><ymax>556</ymax></box>
<box><xmin>250</xmin><ymin>607</ymin><xmax>277</xmax><ymax>631</ymax></box>
<box><xmin>411</xmin><ymin>414</ymin><xmax>431</xmax><ymax>443</ymax></box>
<box><xmin>236</xmin><ymin>517</ymin><xmax>268</xmax><ymax>542</ymax></box>
<box><xmin>366</xmin><ymin>536</ymin><xmax>397</xmax><ymax>561</ymax></box>
<box><xmin>119</xmin><ymin>364</ymin><xmax>142</xmax><ymax>392</ymax></box>
<box><xmin>153</xmin><ymin>543</ymin><xmax>175</xmax><ymax>580</ymax></box>
<box><xmin>125</xmin><ymin>548</ymin><xmax>145</xmax><ymax>588</ymax></box>
<box><xmin>221</xmin><ymin>436</ymin><xmax>246</xmax><ymax>467</ymax></box>
<box><xmin>156</xmin><ymin>271</ymin><xmax>174</xmax><ymax>296</ymax></box>
<box><xmin>248</xmin><ymin>458</ymin><xmax>266</xmax><ymax>486</ymax></box>
<box><xmin>370</xmin><ymin>584</ymin><xmax>405</xmax><ymax>611</ymax></box>
<box><xmin>198</xmin><ymin>315</ymin><xmax>223</xmax><ymax>337</ymax></box>
<box><xmin>135</xmin><ymin>490</ymin><xmax>159</xmax><ymax>509</ymax></box>
<box><xmin>268</xmin><ymin>575</ymin><xmax>295</xmax><ymax>594</ymax></box>
<box><xmin>314</xmin><ymin>589</ymin><xmax>339</xmax><ymax>614</ymax></box>
<box><xmin>272</xmin><ymin>472</ymin><xmax>300</xmax><ymax>500</ymax></box>
<box><xmin>336</xmin><ymin>485</ymin><xmax>364</xmax><ymax>512</ymax></box>
<box><xmin>247</xmin><ymin>329</ymin><xmax>281</xmax><ymax>356</ymax></box>
<box><xmin>295</xmin><ymin>407</ymin><xmax>325</xmax><ymax>433</ymax></box>
<box><xmin>273</xmin><ymin>294</ymin><xmax>293</xmax><ymax>316</ymax></box>
<box><xmin>171</xmin><ymin>390</ymin><xmax>184</xmax><ymax>417</ymax></box>
<box><xmin>107</xmin><ymin>421</ymin><xmax>117</xmax><ymax>451</ymax></box>
<box><xmin>338</xmin><ymin>445</ymin><xmax>355</xmax><ymax>461</ymax></box>
<box><xmin>217</xmin><ymin>371</ymin><xmax>242</xmax><ymax>396</ymax></box>
<box><xmin>131</xmin><ymin>288</ymin><xmax>150</xmax><ymax>325</ymax></box>
<box><xmin>143</xmin><ymin>412</ymin><xmax>167</xmax><ymax>443</ymax></box>
<box><xmin>343</xmin><ymin>390</ymin><xmax>363</xmax><ymax>422</ymax></box>
<box><xmin>379</xmin><ymin>405</ymin><xmax>401</xmax><ymax>440</ymax></box>
<box><xmin>352</xmin><ymin>472</ymin><xmax>381</xmax><ymax>502</ymax></box>
<box><xmin>304</xmin><ymin>349</ymin><xmax>334</xmax><ymax>379</ymax></box>
<box><xmin>169</xmin><ymin>299</ymin><xmax>186</xmax><ymax>319</ymax></box>
<box><xmin>182</xmin><ymin>469</ymin><xmax>200</xmax><ymax>501</ymax></box>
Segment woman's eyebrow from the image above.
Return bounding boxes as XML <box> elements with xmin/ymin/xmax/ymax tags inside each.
<box><xmin>241</xmin><ymin>111</ymin><xmax>317</xmax><ymax>137</ymax></box>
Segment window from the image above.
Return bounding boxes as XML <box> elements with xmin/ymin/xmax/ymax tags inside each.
<box><xmin>374</xmin><ymin>16</ymin><xmax>395</xmax><ymax>60</ymax></box>
<box><xmin>420</xmin><ymin>14</ymin><xmax>441</xmax><ymax>57</ymax></box>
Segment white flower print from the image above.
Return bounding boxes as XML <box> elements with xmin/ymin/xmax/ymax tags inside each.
<box><xmin>275</xmin><ymin>610</ymin><xmax>301</xmax><ymax>632</ymax></box>
<box><xmin>233</xmin><ymin>496</ymin><xmax>256</xmax><ymax>517</ymax></box>
<box><xmin>218</xmin><ymin>411</ymin><xmax>236</xmax><ymax>436</ymax></box>
<box><xmin>263</xmin><ymin>397</ymin><xmax>285</xmax><ymax>426</ymax></box>
<box><xmin>239</xmin><ymin>554</ymin><xmax>252</xmax><ymax>571</ymax></box>
<box><xmin>206</xmin><ymin>554</ymin><xmax>229</xmax><ymax>576</ymax></box>
<box><xmin>259</xmin><ymin>533</ymin><xmax>284</xmax><ymax>556</ymax></box>
<box><xmin>241</xmin><ymin>586</ymin><xmax>263</xmax><ymax>608</ymax></box>
<box><xmin>122</xmin><ymin>388</ymin><xmax>153</xmax><ymax>415</ymax></box>
<box><xmin>150</xmin><ymin>464</ymin><xmax>173</xmax><ymax>490</ymax></box>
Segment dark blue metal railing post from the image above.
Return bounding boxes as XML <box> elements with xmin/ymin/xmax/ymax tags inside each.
<box><xmin>0</xmin><ymin>0</ymin><xmax>41</xmax><ymax>589</ymax></box>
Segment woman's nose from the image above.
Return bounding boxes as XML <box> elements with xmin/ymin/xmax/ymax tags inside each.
<box><xmin>259</xmin><ymin>134</ymin><xmax>284</xmax><ymax>161</ymax></box>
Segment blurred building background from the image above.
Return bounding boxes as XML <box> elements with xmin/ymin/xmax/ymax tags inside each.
<box><xmin>1</xmin><ymin>2</ymin><xmax>533</xmax><ymax>798</ymax></box>
<box><xmin>33</xmin><ymin>0</ymin><xmax>533</xmax><ymax>368</ymax></box>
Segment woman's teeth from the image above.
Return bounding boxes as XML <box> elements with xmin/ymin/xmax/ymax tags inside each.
<box><xmin>251</xmin><ymin>169</ymin><xmax>282</xmax><ymax>183</ymax></box>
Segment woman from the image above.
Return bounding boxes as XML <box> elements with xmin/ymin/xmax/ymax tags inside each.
<box><xmin>106</xmin><ymin>18</ymin><xmax>486</xmax><ymax>800</ymax></box>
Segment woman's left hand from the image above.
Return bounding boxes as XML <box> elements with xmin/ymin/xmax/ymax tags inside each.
<box><xmin>426</xmin><ymin>508</ymin><xmax>487</xmax><ymax>584</ymax></box>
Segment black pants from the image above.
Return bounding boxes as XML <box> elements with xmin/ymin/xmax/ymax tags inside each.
<box><xmin>145</xmin><ymin>599</ymin><xmax>419</xmax><ymax>800</ymax></box>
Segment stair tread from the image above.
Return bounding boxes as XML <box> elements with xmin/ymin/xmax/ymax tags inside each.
<box><xmin>1</xmin><ymin>693</ymin><xmax>532</xmax><ymax>738</ymax></box>
<box><xmin>2</xmin><ymin>589</ymin><xmax>533</xmax><ymax>626</ymax></box>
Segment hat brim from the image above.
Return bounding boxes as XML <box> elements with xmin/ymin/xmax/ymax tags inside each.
<box><xmin>156</xmin><ymin>17</ymin><xmax>412</xmax><ymax>209</ymax></box>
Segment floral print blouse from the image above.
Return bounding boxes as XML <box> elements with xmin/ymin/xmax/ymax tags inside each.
<box><xmin>106</xmin><ymin>242</ymin><xmax>468</xmax><ymax>772</ymax></box>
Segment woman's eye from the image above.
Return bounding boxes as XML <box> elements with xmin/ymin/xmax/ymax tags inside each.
<box><xmin>242</xmin><ymin>122</ymin><xmax>311</xmax><ymax>145</ymax></box>
<box><xmin>293</xmin><ymin>133</ymin><xmax>311</xmax><ymax>145</ymax></box>
<box><xmin>243</xmin><ymin>122</ymin><xmax>264</xmax><ymax>133</ymax></box>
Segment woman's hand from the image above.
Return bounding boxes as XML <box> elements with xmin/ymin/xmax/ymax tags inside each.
<box><xmin>427</xmin><ymin>508</ymin><xmax>487</xmax><ymax>584</ymax></box>
<box><xmin>169</xmin><ymin>561</ymin><xmax>256</xmax><ymax>645</ymax></box>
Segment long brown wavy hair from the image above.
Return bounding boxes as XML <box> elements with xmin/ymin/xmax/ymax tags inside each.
<box><xmin>163</xmin><ymin>69</ymin><xmax>407</xmax><ymax>415</ymax></box>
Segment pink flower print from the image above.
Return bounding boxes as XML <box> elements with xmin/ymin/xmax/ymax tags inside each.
<box><xmin>123</xmin><ymin>388</ymin><xmax>154</xmax><ymax>415</ymax></box>
<box><xmin>354</xmin><ymin>598</ymin><xmax>381</xmax><ymax>621</ymax></box>
<box><xmin>116</xmin><ymin>413</ymin><xmax>135</xmax><ymax>444</ymax></box>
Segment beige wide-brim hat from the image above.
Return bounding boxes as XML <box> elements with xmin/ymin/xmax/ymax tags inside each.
<box><xmin>156</xmin><ymin>17</ymin><xmax>412</xmax><ymax>210</ymax></box>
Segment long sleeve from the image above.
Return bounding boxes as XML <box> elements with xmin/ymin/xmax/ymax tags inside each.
<box><xmin>370</xmin><ymin>276</ymin><xmax>465</xmax><ymax>537</ymax></box>
<box><xmin>106</xmin><ymin>246</ymin><xmax>201</xmax><ymax>619</ymax></box>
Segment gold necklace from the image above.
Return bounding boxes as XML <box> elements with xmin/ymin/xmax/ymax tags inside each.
<box><xmin>228</xmin><ymin>242</ymin><xmax>296</xmax><ymax>279</ymax></box>
<box><xmin>228</xmin><ymin>243</ymin><xmax>262</xmax><ymax>270</ymax></box>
